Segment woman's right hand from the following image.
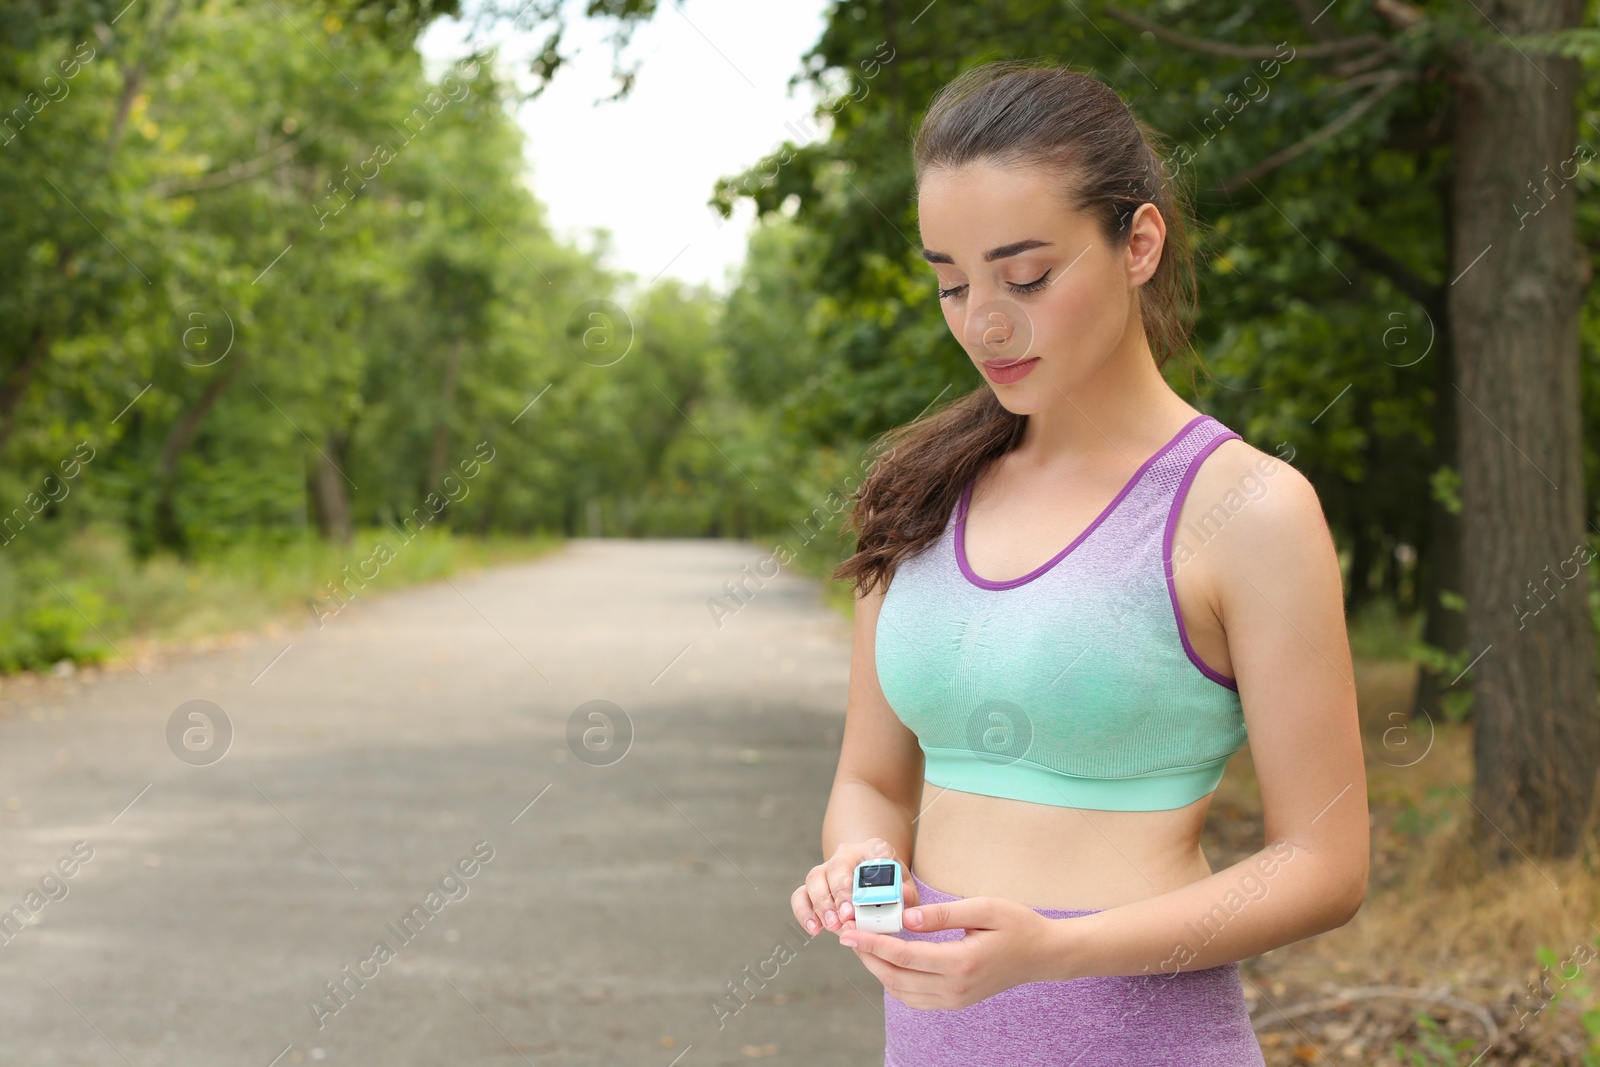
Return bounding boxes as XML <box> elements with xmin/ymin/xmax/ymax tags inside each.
<box><xmin>792</xmin><ymin>838</ymin><xmax>917</xmax><ymax>937</ymax></box>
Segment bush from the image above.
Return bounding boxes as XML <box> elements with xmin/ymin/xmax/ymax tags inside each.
<box><xmin>0</xmin><ymin>522</ymin><xmax>563</xmax><ymax>674</ymax></box>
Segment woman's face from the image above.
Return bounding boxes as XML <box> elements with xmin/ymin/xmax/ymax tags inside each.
<box><xmin>916</xmin><ymin>161</ymin><xmax>1162</xmax><ymax>413</ymax></box>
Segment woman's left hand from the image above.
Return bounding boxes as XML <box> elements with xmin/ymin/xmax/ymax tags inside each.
<box><xmin>839</xmin><ymin>896</ymin><xmax>1072</xmax><ymax>1009</ymax></box>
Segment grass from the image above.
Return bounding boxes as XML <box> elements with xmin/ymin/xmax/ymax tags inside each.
<box><xmin>0</xmin><ymin>521</ymin><xmax>565</xmax><ymax>676</ymax></box>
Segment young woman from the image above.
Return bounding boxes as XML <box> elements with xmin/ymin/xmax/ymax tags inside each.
<box><xmin>789</xmin><ymin>59</ymin><xmax>1370</xmax><ymax>1065</ymax></box>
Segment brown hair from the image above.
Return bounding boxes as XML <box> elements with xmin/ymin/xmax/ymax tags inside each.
<box><xmin>831</xmin><ymin>58</ymin><xmax>1204</xmax><ymax>598</ymax></box>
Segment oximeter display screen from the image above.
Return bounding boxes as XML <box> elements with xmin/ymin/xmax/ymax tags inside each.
<box><xmin>858</xmin><ymin>864</ymin><xmax>895</xmax><ymax>887</ymax></box>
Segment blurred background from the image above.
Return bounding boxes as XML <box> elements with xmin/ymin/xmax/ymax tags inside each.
<box><xmin>1</xmin><ymin>0</ymin><xmax>1598</xmax><ymax>1064</ymax></box>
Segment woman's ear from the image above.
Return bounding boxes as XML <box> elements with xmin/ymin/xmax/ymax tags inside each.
<box><xmin>1125</xmin><ymin>202</ymin><xmax>1166</xmax><ymax>286</ymax></box>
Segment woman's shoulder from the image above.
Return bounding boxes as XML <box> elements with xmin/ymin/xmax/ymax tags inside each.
<box><xmin>1181</xmin><ymin>432</ymin><xmax>1330</xmax><ymax>566</ymax></box>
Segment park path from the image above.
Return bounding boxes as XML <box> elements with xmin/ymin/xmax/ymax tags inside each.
<box><xmin>0</xmin><ymin>538</ymin><xmax>888</xmax><ymax>1066</ymax></box>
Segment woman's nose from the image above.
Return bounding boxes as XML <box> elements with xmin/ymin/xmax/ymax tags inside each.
<box><xmin>963</xmin><ymin>296</ymin><xmax>1033</xmax><ymax>357</ymax></box>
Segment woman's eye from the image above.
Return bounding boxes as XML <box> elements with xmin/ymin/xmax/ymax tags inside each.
<box><xmin>1009</xmin><ymin>269</ymin><xmax>1052</xmax><ymax>293</ymax></box>
<box><xmin>935</xmin><ymin>269</ymin><xmax>1052</xmax><ymax>301</ymax></box>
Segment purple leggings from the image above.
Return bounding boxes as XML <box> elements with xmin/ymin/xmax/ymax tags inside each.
<box><xmin>883</xmin><ymin>869</ymin><xmax>1266</xmax><ymax>1067</ymax></box>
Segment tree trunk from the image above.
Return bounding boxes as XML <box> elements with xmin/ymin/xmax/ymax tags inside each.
<box><xmin>1452</xmin><ymin>0</ymin><xmax>1597</xmax><ymax>863</ymax></box>
<box><xmin>0</xmin><ymin>323</ymin><xmax>55</xmax><ymax>458</ymax></box>
<box><xmin>150</xmin><ymin>353</ymin><xmax>248</xmax><ymax>555</ymax></box>
<box><xmin>0</xmin><ymin>240</ymin><xmax>75</xmax><ymax>458</ymax></box>
<box><xmin>1346</xmin><ymin>517</ymin><xmax>1375</xmax><ymax>617</ymax></box>
<box><xmin>309</xmin><ymin>431</ymin><xmax>354</xmax><ymax>545</ymax></box>
<box><xmin>425</xmin><ymin>338</ymin><xmax>465</xmax><ymax>493</ymax></box>
<box><xmin>1414</xmin><ymin>321</ymin><xmax>1467</xmax><ymax>722</ymax></box>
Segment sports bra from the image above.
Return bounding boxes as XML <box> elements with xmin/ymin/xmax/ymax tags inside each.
<box><xmin>873</xmin><ymin>412</ymin><xmax>1249</xmax><ymax>812</ymax></box>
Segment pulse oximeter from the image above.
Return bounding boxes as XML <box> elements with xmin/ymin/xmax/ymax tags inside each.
<box><xmin>850</xmin><ymin>858</ymin><xmax>904</xmax><ymax>933</ymax></box>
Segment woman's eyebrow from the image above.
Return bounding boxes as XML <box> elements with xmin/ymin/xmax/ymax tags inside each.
<box><xmin>920</xmin><ymin>238</ymin><xmax>1053</xmax><ymax>265</ymax></box>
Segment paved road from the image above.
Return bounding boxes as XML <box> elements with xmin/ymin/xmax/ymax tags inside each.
<box><xmin>0</xmin><ymin>539</ymin><xmax>887</xmax><ymax>1066</ymax></box>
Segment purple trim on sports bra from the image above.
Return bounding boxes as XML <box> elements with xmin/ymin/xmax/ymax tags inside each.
<box><xmin>1163</xmin><ymin>427</ymin><xmax>1242</xmax><ymax>692</ymax></box>
<box><xmin>954</xmin><ymin>413</ymin><xmax>1210</xmax><ymax>591</ymax></box>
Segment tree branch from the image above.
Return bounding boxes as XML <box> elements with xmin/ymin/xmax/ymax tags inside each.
<box><xmin>1333</xmin><ymin>233</ymin><xmax>1443</xmax><ymax>313</ymax></box>
<box><xmin>1213</xmin><ymin>70</ymin><xmax>1410</xmax><ymax>195</ymax></box>
<box><xmin>1372</xmin><ymin>0</ymin><xmax>1427</xmax><ymax>32</ymax></box>
<box><xmin>1331</xmin><ymin>47</ymin><xmax>1403</xmax><ymax>79</ymax></box>
<box><xmin>1101</xmin><ymin>5</ymin><xmax>1400</xmax><ymax>62</ymax></box>
<box><xmin>1252</xmin><ymin>983</ymin><xmax>1495</xmax><ymax>1049</ymax></box>
<box><xmin>158</xmin><ymin>351</ymin><xmax>247</xmax><ymax>480</ymax></box>
<box><xmin>107</xmin><ymin>0</ymin><xmax>186</xmax><ymax>155</ymax></box>
<box><xmin>1327</xmin><ymin>66</ymin><xmax>1418</xmax><ymax>94</ymax></box>
<box><xmin>143</xmin><ymin>138</ymin><xmax>303</xmax><ymax>198</ymax></box>
<box><xmin>1286</xmin><ymin>0</ymin><xmax>1339</xmax><ymax>42</ymax></box>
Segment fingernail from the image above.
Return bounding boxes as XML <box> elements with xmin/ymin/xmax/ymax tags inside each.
<box><xmin>825</xmin><ymin>910</ymin><xmax>837</xmax><ymax>926</ymax></box>
<box><xmin>905</xmin><ymin>908</ymin><xmax>921</xmax><ymax>925</ymax></box>
<box><xmin>805</xmin><ymin>918</ymin><xmax>819</xmax><ymax>934</ymax></box>
<box><xmin>840</xmin><ymin>937</ymin><xmax>857</xmax><ymax>948</ymax></box>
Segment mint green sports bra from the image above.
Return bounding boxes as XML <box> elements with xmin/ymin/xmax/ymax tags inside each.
<box><xmin>874</xmin><ymin>413</ymin><xmax>1249</xmax><ymax>812</ymax></box>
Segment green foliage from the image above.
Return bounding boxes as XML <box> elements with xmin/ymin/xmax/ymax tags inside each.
<box><xmin>1522</xmin><ymin>939</ymin><xmax>1600</xmax><ymax>1065</ymax></box>
<box><xmin>1391</xmin><ymin>785</ymin><xmax>1457</xmax><ymax>839</ymax></box>
<box><xmin>1511</xmin><ymin>27</ymin><xmax>1600</xmax><ymax>62</ymax></box>
<box><xmin>0</xmin><ymin>588</ymin><xmax>108</xmax><ymax>673</ymax></box>
<box><xmin>1347</xmin><ymin>597</ymin><xmax>1422</xmax><ymax>662</ymax></box>
<box><xmin>0</xmin><ymin>0</ymin><xmax>789</xmax><ymax>572</ymax></box>
<box><xmin>0</xmin><ymin>522</ymin><xmax>561</xmax><ymax>670</ymax></box>
<box><xmin>1391</xmin><ymin>1013</ymin><xmax>1478</xmax><ymax>1066</ymax></box>
<box><xmin>1429</xmin><ymin>466</ymin><xmax>1462</xmax><ymax>518</ymax></box>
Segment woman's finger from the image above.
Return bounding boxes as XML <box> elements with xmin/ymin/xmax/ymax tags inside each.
<box><xmin>790</xmin><ymin>882</ymin><xmax>821</xmax><ymax>934</ymax></box>
<box><xmin>824</xmin><ymin>855</ymin><xmax>858</xmax><ymax>928</ymax></box>
<box><xmin>802</xmin><ymin>865</ymin><xmax>837</xmax><ymax>931</ymax></box>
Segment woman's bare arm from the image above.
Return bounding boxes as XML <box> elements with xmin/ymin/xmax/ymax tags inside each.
<box><xmin>821</xmin><ymin>577</ymin><xmax>926</xmax><ymax>868</ymax></box>
<box><xmin>1038</xmin><ymin>442</ymin><xmax>1371</xmax><ymax>979</ymax></box>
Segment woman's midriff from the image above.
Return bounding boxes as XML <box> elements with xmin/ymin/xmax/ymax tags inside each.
<box><xmin>909</xmin><ymin>782</ymin><xmax>1217</xmax><ymax>911</ymax></box>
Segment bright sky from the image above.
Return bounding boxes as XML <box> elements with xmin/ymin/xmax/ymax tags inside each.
<box><xmin>420</xmin><ymin>0</ymin><xmax>833</xmax><ymax>296</ymax></box>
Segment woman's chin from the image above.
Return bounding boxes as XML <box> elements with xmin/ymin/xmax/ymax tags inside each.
<box><xmin>981</xmin><ymin>378</ymin><xmax>1050</xmax><ymax>415</ymax></box>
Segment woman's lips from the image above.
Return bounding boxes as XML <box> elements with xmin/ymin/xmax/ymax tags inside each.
<box><xmin>980</xmin><ymin>357</ymin><xmax>1040</xmax><ymax>384</ymax></box>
